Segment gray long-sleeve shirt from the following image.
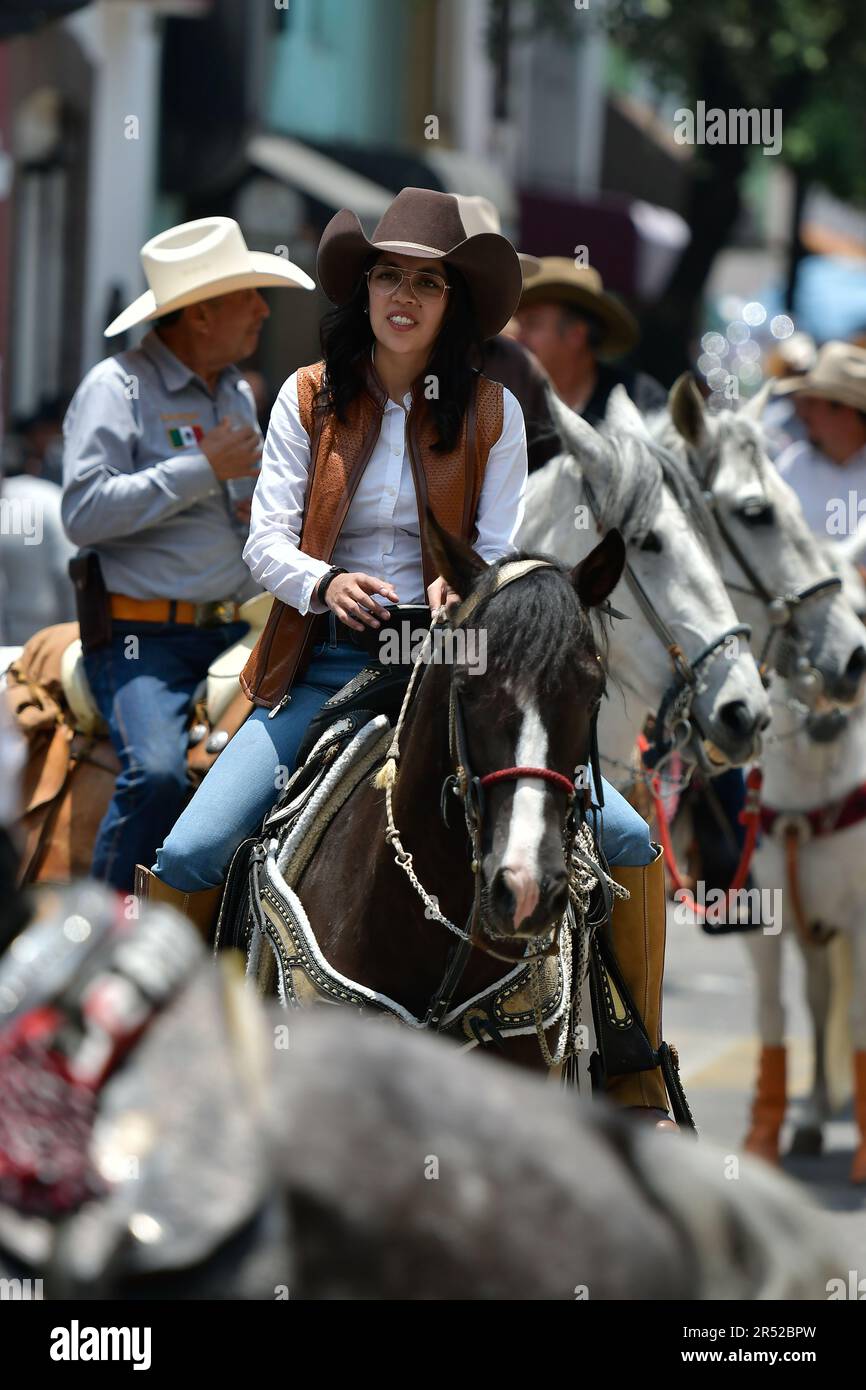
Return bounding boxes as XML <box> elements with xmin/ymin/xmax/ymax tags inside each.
<box><xmin>61</xmin><ymin>331</ymin><xmax>259</xmax><ymax>603</ymax></box>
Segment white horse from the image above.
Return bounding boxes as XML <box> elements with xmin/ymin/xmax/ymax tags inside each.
<box><xmin>661</xmin><ymin>377</ymin><xmax>866</xmax><ymax>1182</ymax></box>
<box><xmin>520</xmin><ymin>389</ymin><xmax>771</xmax><ymax>783</ymax></box>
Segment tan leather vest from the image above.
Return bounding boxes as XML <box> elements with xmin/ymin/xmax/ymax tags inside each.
<box><xmin>240</xmin><ymin>358</ymin><xmax>504</xmax><ymax>709</ymax></box>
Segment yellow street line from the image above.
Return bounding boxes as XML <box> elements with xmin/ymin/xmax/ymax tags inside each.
<box><xmin>679</xmin><ymin>1035</ymin><xmax>812</xmax><ymax>1094</ymax></box>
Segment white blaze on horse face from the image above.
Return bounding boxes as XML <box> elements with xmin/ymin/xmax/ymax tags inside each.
<box><xmin>501</xmin><ymin>695</ymin><xmax>547</xmax><ymax>928</ymax></box>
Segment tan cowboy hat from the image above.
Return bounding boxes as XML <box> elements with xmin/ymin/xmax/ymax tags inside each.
<box><xmin>316</xmin><ymin>186</ymin><xmax>523</xmax><ymax>340</ymax></box>
<box><xmin>774</xmin><ymin>340</ymin><xmax>866</xmax><ymax>412</ymax></box>
<box><xmin>104</xmin><ymin>216</ymin><xmax>315</xmax><ymax>338</ymax></box>
<box><xmin>518</xmin><ymin>256</ymin><xmax>639</xmax><ymax>359</ymax></box>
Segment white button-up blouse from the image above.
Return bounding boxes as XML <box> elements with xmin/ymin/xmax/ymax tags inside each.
<box><xmin>243</xmin><ymin>366</ymin><xmax>528</xmax><ymax>616</ymax></box>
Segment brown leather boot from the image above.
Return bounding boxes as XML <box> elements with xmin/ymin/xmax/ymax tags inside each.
<box><xmin>743</xmin><ymin>1044</ymin><xmax>786</xmax><ymax>1164</ymax></box>
<box><xmin>134</xmin><ymin>864</ymin><xmax>222</xmax><ymax>941</ymax></box>
<box><xmin>605</xmin><ymin>847</ymin><xmax>674</xmax><ymax>1125</ymax></box>
<box><xmin>851</xmin><ymin>1051</ymin><xmax>866</xmax><ymax>1185</ymax></box>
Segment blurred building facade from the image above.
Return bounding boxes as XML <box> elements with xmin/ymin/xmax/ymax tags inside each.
<box><xmin>0</xmin><ymin>0</ymin><xmax>697</xmax><ymax>428</ymax></box>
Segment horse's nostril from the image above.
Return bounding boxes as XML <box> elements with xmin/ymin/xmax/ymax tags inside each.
<box><xmin>717</xmin><ymin>700</ymin><xmax>758</xmax><ymax>738</ymax></box>
<box><xmin>490</xmin><ymin>866</ymin><xmax>566</xmax><ymax>930</ymax></box>
<box><xmin>845</xmin><ymin>646</ymin><xmax>866</xmax><ymax>684</ymax></box>
<box><xmin>492</xmin><ymin>866</ymin><xmax>540</xmax><ymax>930</ymax></box>
<box><xmin>543</xmin><ymin>872</ymin><xmax>569</xmax><ymax>917</ymax></box>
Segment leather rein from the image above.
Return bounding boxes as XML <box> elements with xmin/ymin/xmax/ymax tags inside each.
<box><xmin>693</xmin><ymin>443</ymin><xmax>842</xmax><ymax>693</ymax></box>
<box><xmin>581</xmin><ymin>477</ymin><xmax>750</xmax><ymax>773</ymax></box>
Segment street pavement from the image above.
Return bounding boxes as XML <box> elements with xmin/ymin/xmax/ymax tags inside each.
<box><xmin>665</xmin><ymin>907</ymin><xmax>866</xmax><ymax>1270</ymax></box>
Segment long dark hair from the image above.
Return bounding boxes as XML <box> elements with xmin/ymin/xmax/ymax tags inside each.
<box><xmin>316</xmin><ymin>256</ymin><xmax>485</xmax><ymax>452</ymax></box>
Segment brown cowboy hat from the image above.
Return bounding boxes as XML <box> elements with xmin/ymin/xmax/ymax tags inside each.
<box><xmin>316</xmin><ymin>187</ymin><xmax>523</xmax><ymax>340</ymax></box>
<box><xmin>518</xmin><ymin>256</ymin><xmax>639</xmax><ymax>359</ymax></box>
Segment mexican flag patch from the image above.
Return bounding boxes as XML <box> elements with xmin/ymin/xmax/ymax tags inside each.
<box><xmin>168</xmin><ymin>425</ymin><xmax>204</xmax><ymax>448</ymax></box>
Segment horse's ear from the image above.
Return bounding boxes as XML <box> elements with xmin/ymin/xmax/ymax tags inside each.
<box><xmin>548</xmin><ymin>387</ymin><xmax>608</xmax><ymax>470</ymax></box>
<box><xmin>669</xmin><ymin>372</ymin><xmax>707</xmax><ymax>449</ymax></box>
<box><xmin>571</xmin><ymin>528</ymin><xmax>626</xmax><ymax>608</ymax></box>
<box><xmin>738</xmin><ymin>379</ymin><xmax>773</xmax><ymax>424</ymax></box>
<box><xmin>424</xmin><ymin>507</ymin><xmax>488</xmax><ymax>599</ymax></box>
<box><xmin>605</xmin><ymin>383</ymin><xmax>649</xmax><ymax>438</ymax></box>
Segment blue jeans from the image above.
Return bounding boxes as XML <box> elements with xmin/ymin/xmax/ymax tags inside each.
<box><xmin>156</xmin><ymin>640</ymin><xmax>655</xmax><ymax>892</ymax></box>
<box><xmin>84</xmin><ymin>620</ymin><xmax>248</xmax><ymax>893</ymax></box>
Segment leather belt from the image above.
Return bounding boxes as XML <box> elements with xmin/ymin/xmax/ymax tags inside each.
<box><xmin>312</xmin><ymin>612</ymin><xmax>374</xmax><ymax>651</ymax></box>
<box><xmin>109</xmin><ymin>594</ymin><xmax>240</xmax><ymax>627</ymax></box>
<box><xmin>760</xmin><ymin>782</ymin><xmax>866</xmax><ymax>841</ymax></box>
<box><xmin>312</xmin><ymin>604</ymin><xmax>432</xmax><ymax>659</ymax></box>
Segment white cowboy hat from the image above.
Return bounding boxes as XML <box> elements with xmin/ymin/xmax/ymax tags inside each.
<box><xmin>104</xmin><ymin>216</ymin><xmax>315</xmax><ymax>338</ymax></box>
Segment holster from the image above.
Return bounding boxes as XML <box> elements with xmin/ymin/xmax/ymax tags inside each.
<box><xmin>69</xmin><ymin>550</ymin><xmax>112</xmax><ymax>653</ymax></box>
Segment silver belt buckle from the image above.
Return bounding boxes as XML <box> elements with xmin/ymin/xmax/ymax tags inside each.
<box><xmin>194</xmin><ymin>600</ymin><xmax>235</xmax><ymax>629</ymax></box>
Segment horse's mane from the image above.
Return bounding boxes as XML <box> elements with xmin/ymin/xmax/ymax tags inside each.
<box><xmin>550</xmin><ymin>398</ymin><xmax>722</xmax><ymax>562</ymax></box>
<box><xmin>458</xmin><ymin>553</ymin><xmax>600</xmax><ymax>698</ymax></box>
<box><xmin>606</xmin><ymin>429</ymin><xmax>722</xmax><ymax>563</ymax></box>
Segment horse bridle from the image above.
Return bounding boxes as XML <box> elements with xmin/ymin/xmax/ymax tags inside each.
<box><xmin>382</xmin><ymin>559</ymin><xmax>602</xmax><ymax>1029</ymax></box>
<box><xmin>444</xmin><ymin>560</ymin><xmax>592</xmax><ymax>952</ymax></box>
<box><xmin>693</xmin><ymin>443</ymin><xmax>842</xmax><ymax>703</ymax></box>
<box><xmin>581</xmin><ymin>478</ymin><xmax>750</xmax><ymax>773</ymax></box>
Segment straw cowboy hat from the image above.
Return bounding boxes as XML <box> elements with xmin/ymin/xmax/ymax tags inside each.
<box><xmin>316</xmin><ymin>186</ymin><xmax>523</xmax><ymax>340</ymax></box>
<box><xmin>774</xmin><ymin>340</ymin><xmax>866</xmax><ymax>412</ymax></box>
<box><xmin>104</xmin><ymin>216</ymin><xmax>315</xmax><ymax>338</ymax></box>
<box><xmin>519</xmin><ymin>256</ymin><xmax>639</xmax><ymax>359</ymax></box>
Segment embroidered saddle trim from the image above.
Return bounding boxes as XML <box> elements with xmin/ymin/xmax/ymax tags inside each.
<box><xmin>246</xmin><ymin>716</ymin><xmax>568</xmax><ymax>1043</ymax></box>
<box><xmin>252</xmin><ymin>853</ymin><xmax>568</xmax><ymax>1043</ymax></box>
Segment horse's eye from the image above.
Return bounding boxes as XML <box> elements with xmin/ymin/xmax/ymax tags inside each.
<box><xmin>737</xmin><ymin>500</ymin><xmax>775</xmax><ymax>526</ymax></box>
<box><xmin>638</xmin><ymin>530</ymin><xmax>662</xmax><ymax>553</ymax></box>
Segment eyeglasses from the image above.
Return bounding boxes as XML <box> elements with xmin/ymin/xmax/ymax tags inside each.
<box><xmin>366</xmin><ymin>265</ymin><xmax>450</xmax><ymax>303</ymax></box>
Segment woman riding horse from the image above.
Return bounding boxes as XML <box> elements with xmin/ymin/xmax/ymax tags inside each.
<box><xmin>138</xmin><ymin>187</ymin><xmax>674</xmax><ymax>1126</ymax></box>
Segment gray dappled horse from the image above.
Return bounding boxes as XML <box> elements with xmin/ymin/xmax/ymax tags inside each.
<box><xmin>520</xmin><ymin>388</ymin><xmax>771</xmax><ymax>789</ymax></box>
<box><xmin>0</xmin><ymin>884</ymin><xmax>845</xmax><ymax>1300</ymax></box>
<box><xmin>661</xmin><ymin>377</ymin><xmax>866</xmax><ymax>1179</ymax></box>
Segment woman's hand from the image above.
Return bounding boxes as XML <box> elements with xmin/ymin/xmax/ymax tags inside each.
<box><xmin>427</xmin><ymin>575</ymin><xmax>460</xmax><ymax>615</ymax></box>
<box><xmin>325</xmin><ymin>572</ymin><xmax>399</xmax><ymax>631</ymax></box>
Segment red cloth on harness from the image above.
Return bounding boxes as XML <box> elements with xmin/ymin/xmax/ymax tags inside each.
<box><xmin>759</xmin><ymin>781</ymin><xmax>866</xmax><ymax>839</ymax></box>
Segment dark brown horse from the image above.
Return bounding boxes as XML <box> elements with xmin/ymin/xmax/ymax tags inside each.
<box><xmin>241</xmin><ymin>519</ymin><xmax>626</xmax><ymax>1069</ymax></box>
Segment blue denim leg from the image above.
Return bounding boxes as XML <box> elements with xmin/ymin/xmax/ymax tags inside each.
<box><xmin>590</xmin><ymin>768</ymin><xmax>656</xmax><ymax>868</ymax></box>
<box><xmin>83</xmin><ymin>620</ymin><xmax>248</xmax><ymax>893</ymax></box>
<box><xmin>155</xmin><ymin>641</ymin><xmax>369</xmax><ymax>892</ymax></box>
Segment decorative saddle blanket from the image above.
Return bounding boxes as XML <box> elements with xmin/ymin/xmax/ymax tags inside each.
<box><xmin>219</xmin><ymin>711</ymin><xmax>573</xmax><ymax>1050</ymax></box>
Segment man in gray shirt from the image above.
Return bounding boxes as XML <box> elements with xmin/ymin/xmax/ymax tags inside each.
<box><xmin>61</xmin><ymin>216</ymin><xmax>313</xmax><ymax>892</ymax></box>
